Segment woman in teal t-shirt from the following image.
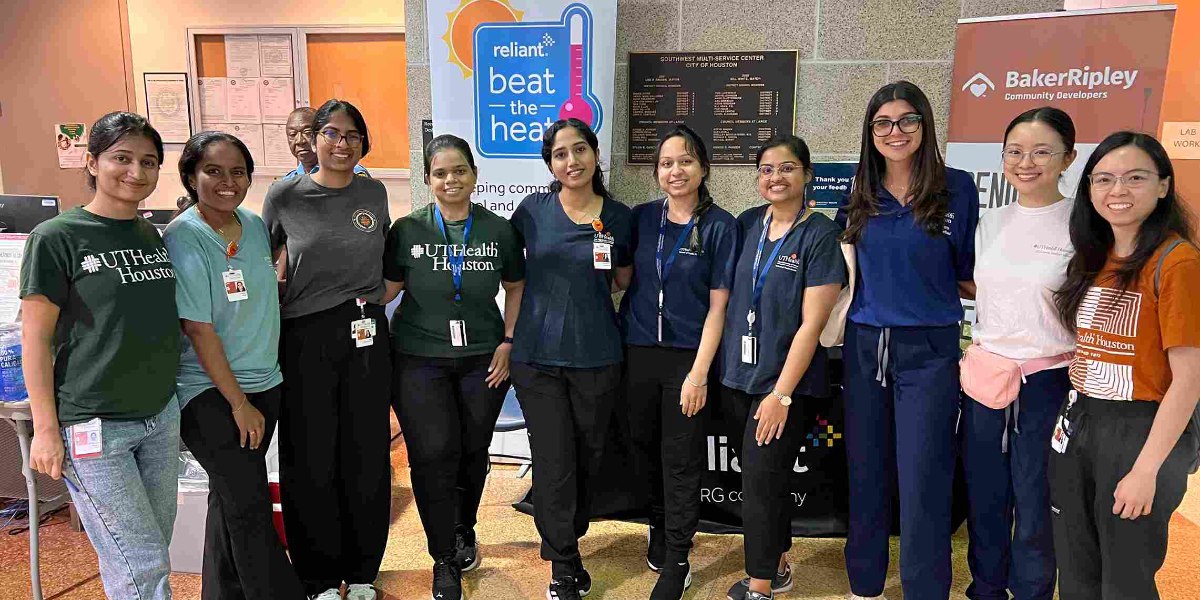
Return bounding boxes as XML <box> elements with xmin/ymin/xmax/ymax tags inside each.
<box><xmin>164</xmin><ymin>131</ymin><xmax>304</xmax><ymax>599</ymax></box>
<box><xmin>382</xmin><ymin>134</ymin><xmax>525</xmax><ymax>600</ymax></box>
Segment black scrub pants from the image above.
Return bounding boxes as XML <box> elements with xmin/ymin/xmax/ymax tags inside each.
<box><xmin>1049</xmin><ymin>392</ymin><xmax>1196</xmax><ymax>600</ymax></box>
<box><xmin>724</xmin><ymin>386</ymin><xmax>811</xmax><ymax>581</ymax></box>
<box><xmin>624</xmin><ymin>345</ymin><xmax>706</xmax><ymax>563</ymax></box>
<box><xmin>511</xmin><ymin>361</ymin><xmax>622</xmax><ymax>579</ymax></box>
<box><xmin>278</xmin><ymin>300</ymin><xmax>392</xmax><ymax>596</ymax></box>
<box><xmin>391</xmin><ymin>352</ymin><xmax>507</xmax><ymax>560</ymax></box>
<box><xmin>180</xmin><ymin>386</ymin><xmax>305</xmax><ymax>600</ymax></box>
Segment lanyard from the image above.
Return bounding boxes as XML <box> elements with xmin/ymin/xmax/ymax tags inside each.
<box><xmin>748</xmin><ymin>211</ymin><xmax>803</xmax><ymax>332</ymax></box>
<box><xmin>655</xmin><ymin>200</ymin><xmax>696</xmax><ymax>342</ymax></box>
<box><xmin>433</xmin><ymin>203</ymin><xmax>474</xmax><ymax>303</ymax></box>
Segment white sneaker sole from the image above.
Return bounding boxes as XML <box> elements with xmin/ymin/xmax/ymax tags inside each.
<box><xmin>461</xmin><ymin>551</ymin><xmax>482</xmax><ymax>573</ymax></box>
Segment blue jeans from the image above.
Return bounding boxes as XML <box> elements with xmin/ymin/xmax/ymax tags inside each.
<box><xmin>61</xmin><ymin>397</ymin><xmax>181</xmax><ymax>600</ymax></box>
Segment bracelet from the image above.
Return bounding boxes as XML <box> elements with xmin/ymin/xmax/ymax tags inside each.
<box><xmin>231</xmin><ymin>398</ymin><xmax>248</xmax><ymax>414</ymax></box>
<box><xmin>684</xmin><ymin>373</ymin><xmax>707</xmax><ymax>388</ymax></box>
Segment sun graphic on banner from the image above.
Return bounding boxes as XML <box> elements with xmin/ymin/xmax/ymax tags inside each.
<box><xmin>442</xmin><ymin>0</ymin><xmax>524</xmax><ymax>78</ymax></box>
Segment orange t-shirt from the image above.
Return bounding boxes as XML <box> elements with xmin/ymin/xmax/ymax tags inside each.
<box><xmin>1070</xmin><ymin>238</ymin><xmax>1200</xmax><ymax>402</ymax></box>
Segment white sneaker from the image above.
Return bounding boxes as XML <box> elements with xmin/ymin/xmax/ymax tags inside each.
<box><xmin>848</xmin><ymin>594</ymin><xmax>887</xmax><ymax>600</ymax></box>
<box><xmin>346</xmin><ymin>584</ymin><xmax>378</xmax><ymax>600</ymax></box>
<box><xmin>312</xmin><ymin>589</ymin><xmax>341</xmax><ymax>600</ymax></box>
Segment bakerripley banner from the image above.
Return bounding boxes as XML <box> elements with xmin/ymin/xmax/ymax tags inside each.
<box><xmin>946</xmin><ymin>5</ymin><xmax>1176</xmax><ymax>215</ymax></box>
<box><xmin>427</xmin><ymin>0</ymin><xmax>617</xmax><ymax>218</ymax></box>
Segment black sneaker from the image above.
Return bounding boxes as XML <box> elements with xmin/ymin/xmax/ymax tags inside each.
<box><xmin>725</xmin><ymin>562</ymin><xmax>793</xmax><ymax>600</ymax></box>
<box><xmin>432</xmin><ymin>557</ymin><xmax>463</xmax><ymax>600</ymax></box>
<box><xmin>744</xmin><ymin>592</ymin><xmax>773</xmax><ymax>600</ymax></box>
<box><xmin>574</xmin><ymin>564</ymin><xmax>592</xmax><ymax>597</ymax></box>
<box><xmin>646</xmin><ymin>525</ymin><xmax>666</xmax><ymax>572</ymax></box>
<box><xmin>546</xmin><ymin>576</ymin><xmax>582</xmax><ymax>600</ymax></box>
<box><xmin>454</xmin><ymin>531</ymin><xmax>481</xmax><ymax>573</ymax></box>
<box><xmin>649</xmin><ymin>561</ymin><xmax>692</xmax><ymax>600</ymax></box>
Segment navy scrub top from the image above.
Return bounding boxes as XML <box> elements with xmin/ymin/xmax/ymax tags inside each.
<box><xmin>841</xmin><ymin>166</ymin><xmax>979</xmax><ymax>328</ymax></box>
<box><xmin>510</xmin><ymin>191</ymin><xmax>633</xmax><ymax>368</ymax></box>
<box><xmin>619</xmin><ymin>199</ymin><xmax>740</xmax><ymax>349</ymax></box>
<box><xmin>721</xmin><ymin>206</ymin><xmax>847</xmax><ymax>397</ymax></box>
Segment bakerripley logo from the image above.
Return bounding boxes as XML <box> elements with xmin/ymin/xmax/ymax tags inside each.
<box><xmin>963</xmin><ymin>66</ymin><xmax>1140</xmax><ymax>101</ymax></box>
<box><xmin>80</xmin><ymin>248</ymin><xmax>175</xmax><ymax>284</ymax></box>
<box><xmin>414</xmin><ymin>242</ymin><xmax>500</xmax><ymax>271</ymax></box>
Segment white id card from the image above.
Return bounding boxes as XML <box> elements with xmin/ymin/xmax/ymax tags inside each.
<box><xmin>71</xmin><ymin>418</ymin><xmax>103</xmax><ymax>459</ymax></box>
<box><xmin>741</xmin><ymin>335</ymin><xmax>758</xmax><ymax>365</ymax></box>
<box><xmin>223</xmin><ymin>269</ymin><xmax>248</xmax><ymax>302</ymax></box>
<box><xmin>593</xmin><ymin>242</ymin><xmax>612</xmax><ymax>270</ymax></box>
<box><xmin>351</xmin><ymin>318</ymin><xmax>377</xmax><ymax>348</ymax></box>
<box><xmin>1050</xmin><ymin>415</ymin><xmax>1071</xmax><ymax>454</ymax></box>
<box><xmin>449</xmin><ymin>320</ymin><xmax>468</xmax><ymax>347</ymax></box>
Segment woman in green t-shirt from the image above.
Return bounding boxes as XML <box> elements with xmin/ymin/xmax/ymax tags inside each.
<box><xmin>21</xmin><ymin>112</ymin><xmax>181</xmax><ymax>600</ymax></box>
<box><xmin>382</xmin><ymin>134</ymin><xmax>525</xmax><ymax>600</ymax></box>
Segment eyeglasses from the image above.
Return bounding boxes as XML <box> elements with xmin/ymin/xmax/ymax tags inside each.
<box><xmin>757</xmin><ymin>163</ymin><xmax>801</xmax><ymax>177</ymax></box>
<box><xmin>1002</xmin><ymin>148</ymin><xmax>1067</xmax><ymax>166</ymax></box>
<box><xmin>318</xmin><ymin>129</ymin><xmax>363</xmax><ymax>148</ymax></box>
<box><xmin>870</xmin><ymin>114</ymin><xmax>922</xmax><ymax>137</ymax></box>
<box><xmin>1088</xmin><ymin>170</ymin><xmax>1159</xmax><ymax>191</ymax></box>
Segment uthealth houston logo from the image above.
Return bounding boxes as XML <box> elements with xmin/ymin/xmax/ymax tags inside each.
<box><xmin>963</xmin><ymin>65</ymin><xmax>1140</xmax><ymax>100</ymax></box>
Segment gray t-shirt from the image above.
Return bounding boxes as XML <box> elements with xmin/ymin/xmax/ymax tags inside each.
<box><xmin>262</xmin><ymin>174</ymin><xmax>390</xmax><ymax>319</ymax></box>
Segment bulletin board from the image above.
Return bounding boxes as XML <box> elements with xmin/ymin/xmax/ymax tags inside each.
<box><xmin>186</xmin><ymin>26</ymin><xmax>409</xmax><ymax>177</ymax></box>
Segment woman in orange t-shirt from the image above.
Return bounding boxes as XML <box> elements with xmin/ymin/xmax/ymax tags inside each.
<box><xmin>1052</xmin><ymin>131</ymin><xmax>1200</xmax><ymax>600</ymax></box>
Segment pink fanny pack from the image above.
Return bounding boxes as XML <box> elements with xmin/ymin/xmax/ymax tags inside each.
<box><xmin>960</xmin><ymin>344</ymin><xmax>1073</xmax><ymax>409</ymax></box>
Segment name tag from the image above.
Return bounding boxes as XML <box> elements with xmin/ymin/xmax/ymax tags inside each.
<box><xmin>449</xmin><ymin>320</ymin><xmax>468</xmax><ymax>347</ymax></box>
<box><xmin>223</xmin><ymin>269</ymin><xmax>248</xmax><ymax>302</ymax></box>
<box><xmin>741</xmin><ymin>335</ymin><xmax>758</xmax><ymax>365</ymax></box>
<box><xmin>71</xmin><ymin>418</ymin><xmax>103</xmax><ymax>459</ymax></box>
<box><xmin>593</xmin><ymin>242</ymin><xmax>612</xmax><ymax>270</ymax></box>
<box><xmin>351</xmin><ymin>318</ymin><xmax>376</xmax><ymax>348</ymax></box>
<box><xmin>1051</xmin><ymin>415</ymin><xmax>1071</xmax><ymax>454</ymax></box>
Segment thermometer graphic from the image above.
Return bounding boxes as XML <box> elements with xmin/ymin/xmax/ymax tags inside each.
<box><xmin>558</xmin><ymin>13</ymin><xmax>594</xmax><ymax>125</ymax></box>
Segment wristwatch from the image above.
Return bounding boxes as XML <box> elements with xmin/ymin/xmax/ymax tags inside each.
<box><xmin>771</xmin><ymin>389</ymin><xmax>793</xmax><ymax>407</ymax></box>
<box><xmin>502</xmin><ymin>336</ymin><xmax>514</xmax><ymax>344</ymax></box>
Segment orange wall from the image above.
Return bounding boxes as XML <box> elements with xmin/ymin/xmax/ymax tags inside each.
<box><xmin>1158</xmin><ymin>0</ymin><xmax>1200</xmax><ymax>218</ymax></box>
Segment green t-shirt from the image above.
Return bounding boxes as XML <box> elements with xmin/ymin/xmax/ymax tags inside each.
<box><xmin>19</xmin><ymin>207</ymin><xmax>180</xmax><ymax>425</ymax></box>
<box><xmin>384</xmin><ymin>203</ymin><xmax>525</xmax><ymax>357</ymax></box>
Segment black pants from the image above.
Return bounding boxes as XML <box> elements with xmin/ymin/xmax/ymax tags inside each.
<box><xmin>392</xmin><ymin>352</ymin><xmax>507</xmax><ymax>560</ymax></box>
<box><xmin>180</xmin><ymin>386</ymin><xmax>304</xmax><ymax>600</ymax></box>
<box><xmin>625</xmin><ymin>345</ymin><xmax>705</xmax><ymax>561</ymax></box>
<box><xmin>1049</xmin><ymin>393</ymin><xmax>1196</xmax><ymax>599</ymax></box>
<box><xmin>278</xmin><ymin>300</ymin><xmax>392</xmax><ymax>595</ymax></box>
<box><xmin>724</xmin><ymin>386</ymin><xmax>809</xmax><ymax>581</ymax></box>
<box><xmin>511</xmin><ymin>361</ymin><xmax>621</xmax><ymax>578</ymax></box>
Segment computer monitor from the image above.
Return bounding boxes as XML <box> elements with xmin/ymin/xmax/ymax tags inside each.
<box><xmin>0</xmin><ymin>195</ymin><xmax>60</xmax><ymax>233</ymax></box>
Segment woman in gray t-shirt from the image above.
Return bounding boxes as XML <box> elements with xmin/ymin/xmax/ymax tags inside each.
<box><xmin>262</xmin><ymin>99</ymin><xmax>395</xmax><ymax>600</ymax></box>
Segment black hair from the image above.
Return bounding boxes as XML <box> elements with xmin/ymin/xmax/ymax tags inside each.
<box><xmin>85</xmin><ymin>111</ymin><xmax>164</xmax><ymax>190</ymax></box>
<box><xmin>311</xmin><ymin>99</ymin><xmax>371</xmax><ymax>158</ymax></box>
<box><xmin>423</xmin><ymin>134</ymin><xmax>477</xmax><ymax>180</ymax></box>
<box><xmin>654</xmin><ymin>125</ymin><xmax>714</xmax><ymax>251</ymax></box>
<box><xmin>1054</xmin><ymin>131</ymin><xmax>1192</xmax><ymax>329</ymax></box>
<box><xmin>540</xmin><ymin>118</ymin><xmax>611</xmax><ymax>198</ymax></box>
<box><xmin>843</xmin><ymin>81</ymin><xmax>946</xmax><ymax>243</ymax></box>
<box><xmin>1004</xmin><ymin>106</ymin><xmax>1076</xmax><ymax>152</ymax></box>
<box><xmin>174</xmin><ymin>131</ymin><xmax>255</xmax><ymax>219</ymax></box>
<box><xmin>756</xmin><ymin>133</ymin><xmax>814</xmax><ymax>171</ymax></box>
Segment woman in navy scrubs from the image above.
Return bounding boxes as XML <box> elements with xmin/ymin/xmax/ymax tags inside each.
<box><xmin>720</xmin><ymin>134</ymin><xmax>845</xmax><ymax>600</ymax></box>
<box><xmin>510</xmin><ymin>118</ymin><xmax>633</xmax><ymax>600</ymax></box>
<box><xmin>619</xmin><ymin>125</ymin><xmax>739</xmax><ymax>600</ymax></box>
<box><xmin>839</xmin><ymin>81</ymin><xmax>979</xmax><ymax>600</ymax></box>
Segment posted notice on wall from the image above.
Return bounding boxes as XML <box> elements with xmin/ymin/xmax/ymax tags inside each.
<box><xmin>225</xmin><ymin>35</ymin><xmax>261</xmax><ymax>78</ymax></box>
<box><xmin>54</xmin><ymin>123</ymin><xmax>87</xmax><ymax>169</ymax></box>
<box><xmin>260</xmin><ymin>78</ymin><xmax>296</xmax><ymax>124</ymax></box>
<box><xmin>199</xmin><ymin>77</ymin><xmax>228</xmax><ymax>122</ymax></box>
<box><xmin>262</xmin><ymin>124</ymin><xmax>294</xmax><ymax>167</ymax></box>
<box><xmin>145</xmin><ymin>73</ymin><xmax>191</xmax><ymax>143</ymax></box>
<box><xmin>226</xmin><ymin>78</ymin><xmax>262</xmax><ymax>123</ymax></box>
<box><xmin>258</xmin><ymin>35</ymin><xmax>294</xmax><ymax>77</ymax></box>
<box><xmin>1161</xmin><ymin>122</ymin><xmax>1200</xmax><ymax>159</ymax></box>
<box><xmin>0</xmin><ymin>234</ymin><xmax>28</xmax><ymax>324</ymax></box>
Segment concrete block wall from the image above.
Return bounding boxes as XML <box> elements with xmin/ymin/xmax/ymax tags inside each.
<box><xmin>405</xmin><ymin>0</ymin><xmax>1063</xmax><ymax>215</ymax></box>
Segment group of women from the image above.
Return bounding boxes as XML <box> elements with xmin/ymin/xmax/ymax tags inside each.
<box><xmin>17</xmin><ymin>77</ymin><xmax>1199</xmax><ymax>600</ymax></box>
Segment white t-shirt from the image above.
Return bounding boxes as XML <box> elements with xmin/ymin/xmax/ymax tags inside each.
<box><xmin>973</xmin><ymin>198</ymin><xmax>1075</xmax><ymax>360</ymax></box>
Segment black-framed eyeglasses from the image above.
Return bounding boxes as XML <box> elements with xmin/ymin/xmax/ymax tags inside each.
<box><xmin>318</xmin><ymin>129</ymin><xmax>363</xmax><ymax>148</ymax></box>
<box><xmin>1001</xmin><ymin>148</ymin><xmax>1068</xmax><ymax>166</ymax></box>
<box><xmin>871</xmin><ymin>114</ymin><xmax>923</xmax><ymax>137</ymax></box>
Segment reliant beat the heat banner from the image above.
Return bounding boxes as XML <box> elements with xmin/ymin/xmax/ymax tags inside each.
<box><xmin>427</xmin><ymin>0</ymin><xmax>617</xmax><ymax>218</ymax></box>
<box><xmin>945</xmin><ymin>5</ymin><xmax>1175</xmax><ymax>216</ymax></box>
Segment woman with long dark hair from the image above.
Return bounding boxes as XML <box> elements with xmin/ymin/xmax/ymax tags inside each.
<box><xmin>21</xmin><ymin>112</ymin><xmax>180</xmax><ymax>599</ymax></box>
<box><xmin>1051</xmin><ymin>131</ymin><xmax>1200</xmax><ymax>599</ymax></box>
<box><xmin>839</xmin><ymin>81</ymin><xmax>979</xmax><ymax>600</ymax></box>
<box><xmin>263</xmin><ymin>99</ymin><xmax>395</xmax><ymax>600</ymax></box>
<box><xmin>618</xmin><ymin>125</ymin><xmax>739</xmax><ymax>599</ymax></box>
<box><xmin>509</xmin><ymin>118</ymin><xmax>633</xmax><ymax>600</ymax></box>
<box><xmin>165</xmin><ymin>131</ymin><xmax>305</xmax><ymax>599</ymax></box>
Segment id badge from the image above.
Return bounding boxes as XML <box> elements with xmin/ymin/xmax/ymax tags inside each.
<box><xmin>71</xmin><ymin>418</ymin><xmax>103</xmax><ymax>459</ymax></box>
<box><xmin>593</xmin><ymin>242</ymin><xmax>612</xmax><ymax>270</ymax></box>
<box><xmin>449</xmin><ymin>320</ymin><xmax>468</xmax><ymax>347</ymax></box>
<box><xmin>741</xmin><ymin>335</ymin><xmax>758</xmax><ymax>365</ymax></box>
<box><xmin>223</xmin><ymin>269</ymin><xmax>248</xmax><ymax>302</ymax></box>
<box><xmin>351</xmin><ymin>318</ymin><xmax>377</xmax><ymax>348</ymax></box>
<box><xmin>1050</xmin><ymin>415</ymin><xmax>1071</xmax><ymax>454</ymax></box>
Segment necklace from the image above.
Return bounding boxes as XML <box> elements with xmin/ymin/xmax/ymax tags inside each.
<box><xmin>198</xmin><ymin>206</ymin><xmax>242</xmax><ymax>257</ymax></box>
<box><xmin>563</xmin><ymin>196</ymin><xmax>604</xmax><ymax>230</ymax></box>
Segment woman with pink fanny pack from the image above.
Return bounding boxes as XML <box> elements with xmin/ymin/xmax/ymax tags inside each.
<box><xmin>959</xmin><ymin>107</ymin><xmax>1077</xmax><ymax>600</ymax></box>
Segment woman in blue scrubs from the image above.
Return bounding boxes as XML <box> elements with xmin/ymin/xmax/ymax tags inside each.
<box><xmin>619</xmin><ymin>125</ymin><xmax>739</xmax><ymax>600</ymax></box>
<box><xmin>839</xmin><ymin>81</ymin><xmax>979</xmax><ymax>600</ymax></box>
<box><xmin>510</xmin><ymin>118</ymin><xmax>633</xmax><ymax>600</ymax></box>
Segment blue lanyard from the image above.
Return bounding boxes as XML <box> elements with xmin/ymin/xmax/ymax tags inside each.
<box><xmin>656</xmin><ymin>199</ymin><xmax>697</xmax><ymax>287</ymax></box>
<box><xmin>748</xmin><ymin>211</ymin><xmax>802</xmax><ymax>332</ymax></box>
<box><xmin>433</xmin><ymin>203</ymin><xmax>474</xmax><ymax>303</ymax></box>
